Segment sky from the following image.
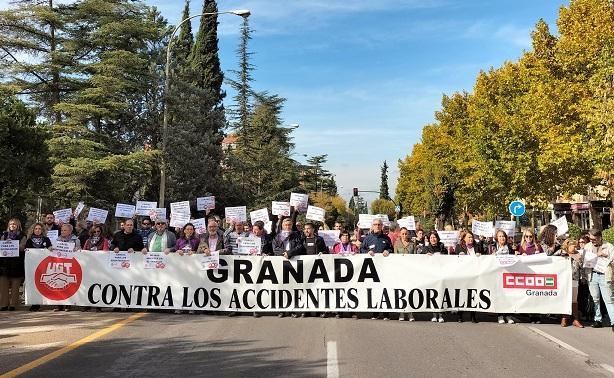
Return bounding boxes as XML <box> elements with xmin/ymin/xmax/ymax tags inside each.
<box><xmin>1</xmin><ymin>0</ymin><xmax>568</xmax><ymax>205</ymax></box>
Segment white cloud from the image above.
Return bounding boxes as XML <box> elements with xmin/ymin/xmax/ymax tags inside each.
<box><xmin>462</xmin><ymin>20</ymin><xmax>533</xmax><ymax>48</ymax></box>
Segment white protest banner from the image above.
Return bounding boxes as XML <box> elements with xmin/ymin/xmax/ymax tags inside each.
<box><xmin>472</xmin><ymin>220</ymin><xmax>494</xmax><ymax>238</ymax></box>
<box><xmin>550</xmin><ymin>216</ymin><xmax>569</xmax><ymax>236</ymax></box>
<box><xmin>289</xmin><ymin>192</ymin><xmax>308</xmax><ymax>212</ymax></box>
<box><xmin>115</xmin><ymin>203</ymin><xmax>136</xmax><ymax>219</ymax></box>
<box><xmin>0</xmin><ymin>240</ymin><xmax>19</xmax><ymax>257</ymax></box>
<box><xmin>495</xmin><ymin>220</ymin><xmax>516</xmax><ymax>237</ymax></box>
<box><xmin>225</xmin><ymin>206</ymin><xmax>247</xmax><ymax>223</ymax></box>
<box><xmin>144</xmin><ymin>252</ymin><xmax>167</xmax><ymax>270</ymax></box>
<box><xmin>272</xmin><ymin>201</ymin><xmax>291</xmax><ymax>216</ymax></box>
<box><xmin>109</xmin><ymin>251</ymin><xmax>131</xmax><ymax>269</ymax></box>
<box><xmin>86</xmin><ymin>208</ymin><xmax>108</xmax><ymax>224</ymax></box>
<box><xmin>25</xmin><ymin>251</ymin><xmax>572</xmax><ymax>315</ymax></box>
<box><xmin>136</xmin><ymin>201</ymin><xmax>157</xmax><ymax>216</ymax></box>
<box><xmin>495</xmin><ymin>255</ymin><xmax>519</xmax><ymax>267</ymax></box>
<box><xmin>196</xmin><ymin>196</ymin><xmax>216</xmax><ymax>211</ymax></box>
<box><xmin>397</xmin><ymin>216</ymin><xmax>416</xmax><ymax>231</ymax></box>
<box><xmin>358</xmin><ymin>214</ymin><xmax>376</xmax><ymax>229</ymax></box>
<box><xmin>438</xmin><ymin>231</ymin><xmax>460</xmax><ymax>247</ymax></box>
<box><xmin>149</xmin><ymin>208</ymin><xmax>167</xmax><ymax>222</ymax></box>
<box><xmin>306</xmin><ymin>205</ymin><xmax>326</xmax><ymax>222</ymax></box>
<box><xmin>200</xmin><ymin>252</ymin><xmax>219</xmax><ymax>270</ymax></box>
<box><xmin>53</xmin><ymin>208</ymin><xmax>72</xmax><ymax>223</ymax></box>
<box><xmin>519</xmin><ymin>254</ymin><xmax>551</xmax><ymax>264</ymax></box>
<box><xmin>73</xmin><ymin>202</ymin><xmax>85</xmax><ymax>217</ymax></box>
<box><xmin>237</xmin><ymin>237</ymin><xmax>261</xmax><ymax>255</ymax></box>
<box><xmin>170</xmin><ymin>213</ymin><xmax>190</xmax><ymax>229</ymax></box>
<box><xmin>319</xmin><ymin>230</ymin><xmax>340</xmax><ymax>248</ymax></box>
<box><xmin>52</xmin><ymin>241</ymin><xmax>75</xmax><ymax>259</ymax></box>
<box><xmin>170</xmin><ymin>201</ymin><xmax>191</xmax><ymax>216</ymax></box>
<box><xmin>250</xmin><ymin>208</ymin><xmax>269</xmax><ymax>223</ymax></box>
<box><xmin>191</xmin><ymin>218</ymin><xmax>207</xmax><ymax>234</ymax></box>
<box><xmin>582</xmin><ymin>250</ymin><xmax>598</xmax><ymax>269</ymax></box>
<box><xmin>46</xmin><ymin>230</ymin><xmax>58</xmax><ymax>244</ymax></box>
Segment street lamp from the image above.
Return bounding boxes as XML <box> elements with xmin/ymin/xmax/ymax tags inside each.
<box><xmin>159</xmin><ymin>9</ymin><xmax>251</xmax><ymax>207</ymax></box>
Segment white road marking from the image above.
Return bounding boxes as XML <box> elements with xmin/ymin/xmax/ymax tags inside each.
<box><xmin>526</xmin><ymin>326</ymin><xmax>589</xmax><ymax>357</ymax></box>
<box><xmin>0</xmin><ymin>341</ymin><xmax>66</xmax><ymax>353</ymax></box>
<box><xmin>600</xmin><ymin>364</ymin><xmax>614</xmax><ymax>375</ymax></box>
<box><xmin>0</xmin><ymin>320</ymin><xmax>116</xmax><ymax>336</ymax></box>
<box><xmin>327</xmin><ymin>340</ymin><xmax>339</xmax><ymax>378</ymax></box>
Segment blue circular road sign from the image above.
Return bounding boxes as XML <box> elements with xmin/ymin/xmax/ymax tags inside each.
<box><xmin>509</xmin><ymin>200</ymin><xmax>525</xmax><ymax>217</ymax></box>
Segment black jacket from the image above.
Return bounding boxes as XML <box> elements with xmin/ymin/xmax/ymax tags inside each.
<box><xmin>273</xmin><ymin>231</ymin><xmax>303</xmax><ymax>256</ymax></box>
<box><xmin>422</xmin><ymin>242</ymin><xmax>447</xmax><ymax>254</ymax></box>
<box><xmin>110</xmin><ymin>231</ymin><xmax>144</xmax><ymax>251</ymax></box>
<box><xmin>454</xmin><ymin>243</ymin><xmax>483</xmax><ymax>255</ymax></box>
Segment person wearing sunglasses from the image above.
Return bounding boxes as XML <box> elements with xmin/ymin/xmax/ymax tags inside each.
<box><xmin>145</xmin><ymin>219</ymin><xmax>176</xmax><ymax>254</ymax></box>
<box><xmin>518</xmin><ymin>230</ymin><xmax>543</xmax><ymax>255</ymax></box>
<box><xmin>83</xmin><ymin>225</ymin><xmax>110</xmax><ymax>251</ymax></box>
<box><xmin>138</xmin><ymin>218</ymin><xmax>154</xmax><ymax>246</ymax></box>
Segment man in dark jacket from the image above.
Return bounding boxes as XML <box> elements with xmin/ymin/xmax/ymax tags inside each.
<box><xmin>274</xmin><ymin>217</ymin><xmax>303</xmax><ymax>257</ymax></box>
<box><xmin>111</xmin><ymin>219</ymin><xmax>145</xmax><ymax>252</ymax></box>
<box><xmin>296</xmin><ymin>222</ymin><xmax>328</xmax><ymax>256</ymax></box>
<box><xmin>360</xmin><ymin>219</ymin><xmax>392</xmax><ymax>256</ymax></box>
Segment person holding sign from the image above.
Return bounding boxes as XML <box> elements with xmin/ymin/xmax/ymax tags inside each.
<box><xmin>584</xmin><ymin>230</ymin><xmax>614</xmax><ymax>329</ymax></box>
<box><xmin>197</xmin><ymin>219</ymin><xmax>228</xmax><ymax>255</ymax></box>
<box><xmin>540</xmin><ymin>225</ymin><xmax>561</xmax><ymax>256</ymax></box>
<box><xmin>225</xmin><ymin>221</ymin><xmax>249</xmax><ymax>255</ymax></box>
<box><xmin>110</xmin><ymin>219</ymin><xmax>144</xmax><ymax>253</ymax></box>
<box><xmin>0</xmin><ymin>218</ymin><xmax>27</xmax><ymax>311</ymax></box>
<box><xmin>176</xmin><ymin>223</ymin><xmax>200</xmax><ymax>255</ymax></box>
<box><xmin>83</xmin><ymin>225</ymin><xmax>110</xmax><ymax>251</ymax></box>
<box><xmin>56</xmin><ymin>224</ymin><xmax>81</xmax><ymax>251</ymax></box>
<box><xmin>145</xmin><ymin>219</ymin><xmax>176</xmax><ymax>254</ymax></box>
<box><xmin>274</xmin><ymin>211</ymin><xmax>303</xmax><ymax>260</ymax></box>
<box><xmin>250</xmin><ymin>221</ymin><xmax>274</xmax><ymax>256</ymax></box>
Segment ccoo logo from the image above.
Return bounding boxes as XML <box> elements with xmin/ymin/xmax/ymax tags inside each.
<box><xmin>34</xmin><ymin>256</ymin><xmax>83</xmax><ymax>300</ymax></box>
<box><xmin>503</xmin><ymin>273</ymin><xmax>557</xmax><ymax>290</ymax></box>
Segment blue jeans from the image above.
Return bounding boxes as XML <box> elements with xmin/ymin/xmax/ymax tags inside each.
<box><xmin>588</xmin><ymin>273</ymin><xmax>614</xmax><ymax>325</ymax></box>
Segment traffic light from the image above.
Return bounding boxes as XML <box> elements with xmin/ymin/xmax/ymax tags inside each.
<box><xmin>353</xmin><ymin>187</ymin><xmax>358</xmax><ymax>197</ymax></box>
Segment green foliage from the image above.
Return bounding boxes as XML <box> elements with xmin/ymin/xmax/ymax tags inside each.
<box><xmin>370</xmin><ymin>199</ymin><xmax>395</xmax><ymax>220</ymax></box>
<box><xmin>567</xmin><ymin>223</ymin><xmax>582</xmax><ymax>241</ymax></box>
<box><xmin>603</xmin><ymin>228</ymin><xmax>614</xmax><ymax>245</ymax></box>
<box><xmin>379</xmin><ymin>160</ymin><xmax>389</xmax><ymax>199</ymax></box>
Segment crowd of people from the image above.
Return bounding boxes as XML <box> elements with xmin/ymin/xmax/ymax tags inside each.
<box><xmin>1</xmin><ymin>207</ymin><xmax>613</xmax><ymax>331</ymax></box>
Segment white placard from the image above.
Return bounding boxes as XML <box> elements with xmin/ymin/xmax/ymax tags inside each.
<box><xmin>438</xmin><ymin>231</ymin><xmax>460</xmax><ymax>247</ymax></box>
<box><xmin>318</xmin><ymin>230</ymin><xmax>340</xmax><ymax>248</ymax></box>
<box><xmin>265</xmin><ymin>221</ymin><xmax>273</xmax><ymax>234</ymax></box>
<box><xmin>495</xmin><ymin>254</ymin><xmax>519</xmax><ymax>267</ymax></box>
<box><xmin>53</xmin><ymin>208</ymin><xmax>72</xmax><ymax>223</ymax></box>
<box><xmin>109</xmin><ymin>251</ymin><xmax>131</xmax><ymax>269</ymax></box>
<box><xmin>170</xmin><ymin>213</ymin><xmax>190</xmax><ymax>228</ymax></box>
<box><xmin>225</xmin><ymin>206</ymin><xmax>247</xmax><ymax>223</ymax></box>
<box><xmin>144</xmin><ymin>252</ymin><xmax>167</xmax><ymax>269</ymax></box>
<box><xmin>136</xmin><ymin>201</ymin><xmax>157</xmax><ymax>216</ymax></box>
<box><xmin>272</xmin><ymin>201</ymin><xmax>291</xmax><ymax>216</ymax></box>
<box><xmin>0</xmin><ymin>240</ymin><xmax>19</xmax><ymax>257</ymax></box>
<box><xmin>250</xmin><ymin>208</ymin><xmax>270</xmax><ymax>223</ymax></box>
<box><xmin>582</xmin><ymin>250</ymin><xmax>598</xmax><ymax>269</ymax></box>
<box><xmin>149</xmin><ymin>208</ymin><xmax>167</xmax><ymax>222</ymax></box>
<box><xmin>73</xmin><ymin>202</ymin><xmax>85</xmax><ymax>217</ymax></box>
<box><xmin>306</xmin><ymin>205</ymin><xmax>326</xmax><ymax>222</ymax></box>
<box><xmin>196</xmin><ymin>196</ymin><xmax>216</xmax><ymax>211</ymax></box>
<box><xmin>358</xmin><ymin>214</ymin><xmax>376</xmax><ymax>229</ymax></box>
<box><xmin>397</xmin><ymin>216</ymin><xmax>416</xmax><ymax>231</ymax></box>
<box><xmin>191</xmin><ymin>218</ymin><xmax>207</xmax><ymax>234</ymax></box>
<box><xmin>237</xmin><ymin>237</ymin><xmax>262</xmax><ymax>255</ymax></box>
<box><xmin>495</xmin><ymin>220</ymin><xmax>516</xmax><ymax>237</ymax></box>
<box><xmin>87</xmin><ymin>208</ymin><xmax>108</xmax><ymax>224</ymax></box>
<box><xmin>115</xmin><ymin>203</ymin><xmax>136</xmax><ymax>218</ymax></box>
<box><xmin>289</xmin><ymin>193</ymin><xmax>309</xmax><ymax>212</ymax></box>
<box><xmin>472</xmin><ymin>220</ymin><xmax>495</xmax><ymax>238</ymax></box>
<box><xmin>52</xmin><ymin>241</ymin><xmax>75</xmax><ymax>259</ymax></box>
<box><xmin>170</xmin><ymin>201</ymin><xmax>191</xmax><ymax>216</ymax></box>
<box><xmin>200</xmin><ymin>251</ymin><xmax>219</xmax><ymax>270</ymax></box>
<box><xmin>550</xmin><ymin>216</ymin><xmax>569</xmax><ymax>236</ymax></box>
<box><xmin>46</xmin><ymin>230</ymin><xmax>58</xmax><ymax>244</ymax></box>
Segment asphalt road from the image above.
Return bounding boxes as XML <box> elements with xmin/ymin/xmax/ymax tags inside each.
<box><xmin>1</xmin><ymin>310</ymin><xmax>613</xmax><ymax>378</ymax></box>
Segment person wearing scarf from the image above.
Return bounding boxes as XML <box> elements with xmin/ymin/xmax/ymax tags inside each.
<box><xmin>145</xmin><ymin>219</ymin><xmax>176</xmax><ymax>254</ymax></box>
<box><xmin>83</xmin><ymin>225</ymin><xmax>110</xmax><ymax>251</ymax></box>
<box><xmin>0</xmin><ymin>218</ymin><xmax>27</xmax><ymax>311</ymax></box>
<box><xmin>518</xmin><ymin>230</ymin><xmax>543</xmax><ymax>255</ymax></box>
<box><xmin>176</xmin><ymin>223</ymin><xmax>200</xmax><ymax>255</ymax></box>
<box><xmin>333</xmin><ymin>231</ymin><xmax>359</xmax><ymax>254</ymax></box>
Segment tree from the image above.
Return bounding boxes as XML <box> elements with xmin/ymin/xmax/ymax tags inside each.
<box><xmin>0</xmin><ymin>95</ymin><xmax>51</xmax><ymax>224</ymax></box>
<box><xmin>379</xmin><ymin>161</ymin><xmax>389</xmax><ymax>199</ymax></box>
<box><xmin>370</xmin><ymin>199</ymin><xmax>395</xmax><ymax>220</ymax></box>
<box><xmin>228</xmin><ymin>15</ymin><xmax>254</xmax><ymax>132</ymax></box>
<box><xmin>301</xmin><ymin>154</ymin><xmax>336</xmax><ymax>195</ymax></box>
<box><xmin>349</xmin><ymin>195</ymin><xmax>368</xmax><ymax>216</ymax></box>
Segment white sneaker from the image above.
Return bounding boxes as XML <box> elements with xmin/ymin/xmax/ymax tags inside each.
<box><xmin>506</xmin><ymin>316</ymin><xmax>515</xmax><ymax>324</ymax></box>
<box><xmin>409</xmin><ymin>314</ymin><xmax>415</xmax><ymax>322</ymax></box>
<box><xmin>399</xmin><ymin>314</ymin><xmax>405</xmax><ymax>321</ymax></box>
<box><xmin>438</xmin><ymin>314</ymin><xmax>445</xmax><ymax>323</ymax></box>
<box><xmin>498</xmin><ymin>316</ymin><xmax>505</xmax><ymax>324</ymax></box>
<box><xmin>431</xmin><ymin>316</ymin><xmax>437</xmax><ymax>322</ymax></box>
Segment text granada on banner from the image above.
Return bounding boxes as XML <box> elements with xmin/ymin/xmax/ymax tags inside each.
<box><xmin>24</xmin><ymin>249</ymin><xmax>572</xmax><ymax>314</ymax></box>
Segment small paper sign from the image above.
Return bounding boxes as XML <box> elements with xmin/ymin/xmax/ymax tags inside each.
<box><xmin>148</xmin><ymin>208</ymin><xmax>166</xmax><ymax>222</ymax></box>
<box><xmin>472</xmin><ymin>220</ymin><xmax>494</xmax><ymax>238</ymax></box>
<box><xmin>550</xmin><ymin>216</ymin><xmax>569</xmax><ymax>236</ymax></box>
<box><xmin>495</xmin><ymin>255</ymin><xmax>519</xmax><ymax>267</ymax></box>
<box><xmin>250</xmin><ymin>208</ymin><xmax>269</xmax><ymax>223</ymax></box>
<box><xmin>109</xmin><ymin>251</ymin><xmax>131</xmax><ymax>269</ymax></box>
<box><xmin>357</xmin><ymin>214</ymin><xmax>377</xmax><ymax>229</ymax></box>
<box><xmin>47</xmin><ymin>230</ymin><xmax>58</xmax><ymax>244</ymax></box>
<box><xmin>87</xmin><ymin>208</ymin><xmax>108</xmax><ymax>224</ymax></box>
<box><xmin>272</xmin><ymin>201</ymin><xmax>291</xmax><ymax>216</ymax></box>
<box><xmin>583</xmin><ymin>250</ymin><xmax>598</xmax><ymax>269</ymax></box>
<box><xmin>225</xmin><ymin>206</ymin><xmax>247</xmax><ymax>223</ymax></box>
<box><xmin>170</xmin><ymin>201</ymin><xmax>191</xmax><ymax>216</ymax></box>
<box><xmin>115</xmin><ymin>203</ymin><xmax>136</xmax><ymax>218</ymax></box>
<box><xmin>144</xmin><ymin>252</ymin><xmax>167</xmax><ymax>269</ymax></box>
<box><xmin>200</xmin><ymin>251</ymin><xmax>220</xmax><ymax>270</ymax></box>
<box><xmin>136</xmin><ymin>201</ymin><xmax>157</xmax><ymax>216</ymax></box>
<box><xmin>306</xmin><ymin>205</ymin><xmax>326</xmax><ymax>222</ymax></box>
<box><xmin>170</xmin><ymin>213</ymin><xmax>190</xmax><ymax>228</ymax></box>
<box><xmin>196</xmin><ymin>196</ymin><xmax>216</xmax><ymax>211</ymax></box>
<box><xmin>237</xmin><ymin>237</ymin><xmax>262</xmax><ymax>255</ymax></box>
<box><xmin>397</xmin><ymin>216</ymin><xmax>416</xmax><ymax>231</ymax></box>
<box><xmin>53</xmin><ymin>208</ymin><xmax>72</xmax><ymax>223</ymax></box>
<box><xmin>0</xmin><ymin>240</ymin><xmax>19</xmax><ymax>258</ymax></box>
<box><xmin>438</xmin><ymin>231</ymin><xmax>460</xmax><ymax>247</ymax></box>
<box><xmin>318</xmin><ymin>230</ymin><xmax>340</xmax><ymax>248</ymax></box>
<box><xmin>289</xmin><ymin>193</ymin><xmax>308</xmax><ymax>212</ymax></box>
<box><xmin>52</xmin><ymin>241</ymin><xmax>75</xmax><ymax>259</ymax></box>
<box><xmin>495</xmin><ymin>220</ymin><xmax>516</xmax><ymax>237</ymax></box>
<box><xmin>191</xmin><ymin>218</ymin><xmax>207</xmax><ymax>234</ymax></box>
<box><xmin>73</xmin><ymin>202</ymin><xmax>85</xmax><ymax>217</ymax></box>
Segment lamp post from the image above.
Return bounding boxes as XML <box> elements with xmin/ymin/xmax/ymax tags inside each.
<box><xmin>158</xmin><ymin>9</ymin><xmax>251</xmax><ymax>207</ymax></box>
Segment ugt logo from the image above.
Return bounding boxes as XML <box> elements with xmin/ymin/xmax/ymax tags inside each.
<box><xmin>503</xmin><ymin>273</ymin><xmax>557</xmax><ymax>289</ymax></box>
<box><xmin>34</xmin><ymin>256</ymin><xmax>83</xmax><ymax>300</ymax></box>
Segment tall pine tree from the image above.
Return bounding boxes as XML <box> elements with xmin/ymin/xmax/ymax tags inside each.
<box><xmin>379</xmin><ymin>160</ymin><xmax>390</xmax><ymax>199</ymax></box>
